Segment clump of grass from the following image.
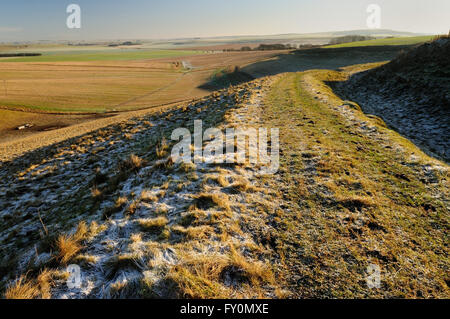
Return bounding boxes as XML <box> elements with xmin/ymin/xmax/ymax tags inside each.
<box><xmin>124</xmin><ymin>133</ymin><xmax>133</xmax><ymax>140</ymax></box>
<box><xmin>187</xmin><ymin>172</ymin><xmax>199</xmax><ymax>181</ymax></box>
<box><xmin>73</xmin><ymin>220</ymin><xmax>89</xmax><ymax>241</ymax></box>
<box><xmin>228</xmin><ymin>176</ymin><xmax>258</xmax><ymax>193</ymax></box>
<box><xmin>180</xmin><ymin>211</ymin><xmax>200</xmax><ymax>227</ymax></box>
<box><xmin>156</xmin><ymin>138</ymin><xmax>169</xmax><ymax>158</ymax></box>
<box><xmin>164</xmin><ymin>247</ymin><xmax>275</xmax><ymax>298</ymax></box>
<box><xmin>55</xmin><ymin>234</ymin><xmax>82</xmax><ymax>265</ymax></box>
<box><xmin>155</xmin><ymin>205</ymin><xmax>169</xmax><ymax>216</ymax></box>
<box><xmin>166</xmin><ymin>255</ymin><xmax>230</xmax><ymax>298</ymax></box>
<box><xmin>91</xmin><ymin>187</ymin><xmax>102</xmax><ymax>199</ymax></box>
<box><xmin>154</xmin><ymin>157</ymin><xmax>175</xmax><ymax>170</ymax></box>
<box><xmin>203</xmin><ymin>174</ymin><xmax>229</xmax><ymax>187</ymax></box>
<box><xmin>138</xmin><ymin>217</ymin><xmax>169</xmax><ymax>233</ymax></box>
<box><xmin>126</xmin><ymin>201</ymin><xmax>138</xmax><ymax>215</ymax></box>
<box><xmin>337</xmin><ymin>195</ymin><xmax>375</xmax><ymax>211</ymax></box>
<box><xmin>120</xmin><ymin>154</ymin><xmax>144</xmax><ymax>172</ymax></box>
<box><xmin>4</xmin><ymin>275</ymin><xmax>40</xmax><ymax>299</ymax></box>
<box><xmin>227</xmin><ymin>246</ymin><xmax>275</xmax><ymax>286</ymax></box>
<box><xmin>172</xmin><ymin>225</ymin><xmax>214</xmax><ymax>240</ymax></box>
<box><xmin>191</xmin><ymin>193</ymin><xmax>231</xmax><ymax>211</ymax></box>
<box><xmin>179</xmin><ymin>162</ymin><xmax>197</xmax><ymax>173</ymax></box>
<box><xmin>74</xmin><ymin>254</ymin><xmax>99</xmax><ymax>266</ymax></box>
<box><xmin>36</xmin><ymin>269</ymin><xmax>55</xmax><ymax>299</ymax></box>
<box><xmin>140</xmin><ymin>190</ymin><xmax>158</xmax><ymax>203</ymax></box>
<box><xmin>4</xmin><ymin>269</ymin><xmax>57</xmax><ymax>299</ymax></box>
<box><xmin>55</xmin><ymin>221</ymin><xmax>88</xmax><ymax>264</ymax></box>
<box><xmin>104</xmin><ymin>254</ymin><xmax>142</xmax><ymax>280</ymax></box>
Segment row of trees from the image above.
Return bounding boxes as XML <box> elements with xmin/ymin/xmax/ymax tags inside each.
<box><xmin>0</xmin><ymin>53</ymin><xmax>41</xmax><ymax>57</ymax></box>
<box><xmin>224</xmin><ymin>43</ymin><xmax>302</xmax><ymax>52</ymax></box>
<box><xmin>328</xmin><ymin>35</ymin><xmax>375</xmax><ymax>45</ymax></box>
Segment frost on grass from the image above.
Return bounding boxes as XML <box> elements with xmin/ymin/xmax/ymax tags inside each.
<box><xmin>0</xmin><ymin>78</ymin><xmax>282</xmax><ymax>299</ymax></box>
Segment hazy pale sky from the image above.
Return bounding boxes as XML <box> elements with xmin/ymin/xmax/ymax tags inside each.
<box><xmin>0</xmin><ymin>0</ymin><xmax>449</xmax><ymax>41</ymax></box>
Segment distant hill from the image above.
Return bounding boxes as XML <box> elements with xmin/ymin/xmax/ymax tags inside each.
<box><xmin>325</xmin><ymin>35</ymin><xmax>435</xmax><ymax>48</ymax></box>
<box><xmin>336</xmin><ymin>37</ymin><xmax>450</xmax><ymax>161</ymax></box>
<box><xmin>329</xmin><ymin>29</ymin><xmax>425</xmax><ymax>37</ymax></box>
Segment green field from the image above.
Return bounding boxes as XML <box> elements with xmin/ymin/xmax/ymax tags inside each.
<box><xmin>324</xmin><ymin>35</ymin><xmax>435</xmax><ymax>48</ymax></box>
<box><xmin>0</xmin><ymin>49</ymin><xmax>202</xmax><ymax>62</ymax></box>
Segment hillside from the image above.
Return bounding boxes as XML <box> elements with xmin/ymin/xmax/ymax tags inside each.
<box><xmin>335</xmin><ymin>37</ymin><xmax>450</xmax><ymax>162</ymax></box>
<box><xmin>0</xmin><ymin>67</ymin><xmax>448</xmax><ymax>298</ymax></box>
<box><xmin>325</xmin><ymin>36</ymin><xmax>435</xmax><ymax>48</ymax></box>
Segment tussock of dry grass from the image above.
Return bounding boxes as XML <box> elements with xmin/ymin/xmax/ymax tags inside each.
<box><xmin>171</xmin><ymin>225</ymin><xmax>214</xmax><ymax>240</ymax></box>
<box><xmin>202</xmin><ymin>174</ymin><xmax>229</xmax><ymax>187</ymax></box>
<box><xmin>55</xmin><ymin>234</ymin><xmax>82</xmax><ymax>265</ymax></box>
<box><xmin>91</xmin><ymin>187</ymin><xmax>102</xmax><ymax>198</ymax></box>
<box><xmin>126</xmin><ymin>201</ymin><xmax>138</xmax><ymax>215</ymax></box>
<box><xmin>179</xmin><ymin>162</ymin><xmax>197</xmax><ymax>173</ymax></box>
<box><xmin>191</xmin><ymin>193</ymin><xmax>231</xmax><ymax>212</ymax></box>
<box><xmin>156</xmin><ymin>138</ymin><xmax>169</xmax><ymax>158</ymax></box>
<box><xmin>55</xmin><ymin>221</ymin><xmax>90</xmax><ymax>264</ymax></box>
<box><xmin>140</xmin><ymin>190</ymin><xmax>158</xmax><ymax>203</ymax></box>
<box><xmin>138</xmin><ymin>217</ymin><xmax>169</xmax><ymax>232</ymax></box>
<box><xmin>163</xmin><ymin>247</ymin><xmax>275</xmax><ymax>299</ymax></box>
<box><xmin>4</xmin><ymin>269</ymin><xmax>57</xmax><ymax>299</ymax></box>
<box><xmin>120</xmin><ymin>154</ymin><xmax>144</xmax><ymax>171</ymax></box>
<box><xmin>4</xmin><ymin>276</ymin><xmax>40</xmax><ymax>299</ymax></box>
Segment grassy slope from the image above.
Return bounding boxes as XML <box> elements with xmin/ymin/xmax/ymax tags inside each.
<box><xmin>260</xmin><ymin>71</ymin><xmax>449</xmax><ymax>298</ymax></box>
<box><xmin>0</xmin><ymin>68</ymin><xmax>448</xmax><ymax>299</ymax></box>
<box><xmin>325</xmin><ymin>36</ymin><xmax>434</xmax><ymax>48</ymax></box>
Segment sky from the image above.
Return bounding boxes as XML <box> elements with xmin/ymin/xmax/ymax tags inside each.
<box><xmin>0</xmin><ymin>0</ymin><xmax>449</xmax><ymax>41</ymax></box>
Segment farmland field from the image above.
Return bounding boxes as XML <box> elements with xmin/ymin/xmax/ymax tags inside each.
<box><xmin>0</xmin><ymin>46</ymin><xmax>281</xmax><ymax>143</ymax></box>
<box><xmin>0</xmin><ymin>36</ymin><xmax>435</xmax><ymax>145</ymax></box>
<box><xmin>0</xmin><ymin>51</ymin><xmax>280</xmax><ymax>113</ymax></box>
<box><xmin>0</xmin><ymin>50</ymin><xmax>201</xmax><ymax>62</ymax></box>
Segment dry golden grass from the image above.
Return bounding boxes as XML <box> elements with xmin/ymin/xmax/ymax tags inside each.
<box><xmin>203</xmin><ymin>174</ymin><xmax>230</xmax><ymax>187</ymax></box>
<box><xmin>140</xmin><ymin>190</ymin><xmax>158</xmax><ymax>203</ymax></box>
<box><xmin>156</xmin><ymin>138</ymin><xmax>169</xmax><ymax>158</ymax></box>
<box><xmin>191</xmin><ymin>193</ymin><xmax>231</xmax><ymax>212</ymax></box>
<box><xmin>179</xmin><ymin>162</ymin><xmax>197</xmax><ymax>173</ymax></box>
<box><xmin>116</xmin><ymin>196</ymin><xmax>128</xmax><ymax>207</ymax></box>
<box><xmin>74</xmin><ymin>254</ymin><xmax>99</xmax><ymax>265</ymax></box>
<box><xmin>4</xmin><ymin>269</ymin><xmax>57</xmax><ymax>299</ymax></box>
<box><xmin>4</xmin><ymin>276</ymin><xmax>40</xmax><ymax>299</ymax></box>
<box><xmin>164</xmin><ymin>246</ymin><xmax>275</xmax><ymax>299</ymax></box>
<box><xmin>55</xmin><ymin>234</ymin><xmax>82</xmax><ymax>265</ymax></box>
<box><xmin>128</xmin><ymin>154</ymin><xmax>144</xmax><ymax>169</ymax></box>
<box><xmin>138</xmin><ymin>217</ymin><xmax>169</xmax><ymax>232</ymax></box>
<box><xmin>55</xmin><ymin>221</ymin><xmax>90</xmax><ymax>264</ymax></box>
<box><xmin>126</xmin><ymin>201</ymin><xmax>138</xmax><ymax>215</ymax></box>
<box><xmin>172</xmin><ymin>225</ymin><xmax>214</xmax><ymax>240</ymax></box>
<box><xmin>91</xmin><ymin>187</ymin><xmax>102</xmax><ymax>198</ymax></box>
<box><xmin>36</xmin><ymin>269</ymin><xmax>54</xmax><ymax>299</ymax></box>
<box><xmin>228</xmin><ymin>246</ymin><xmax>275</xmax><ymax>286</ymax></box>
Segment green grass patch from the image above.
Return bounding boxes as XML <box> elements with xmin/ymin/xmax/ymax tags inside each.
<box><xmin>0</xmin><ymin>50</ymin><xmax>201</xmax><ymax>62</ymax></box>
<box><xmin>324</xmin><ymin>36</ymin><xmax>435</xmax><ymax>48</ymax></box>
